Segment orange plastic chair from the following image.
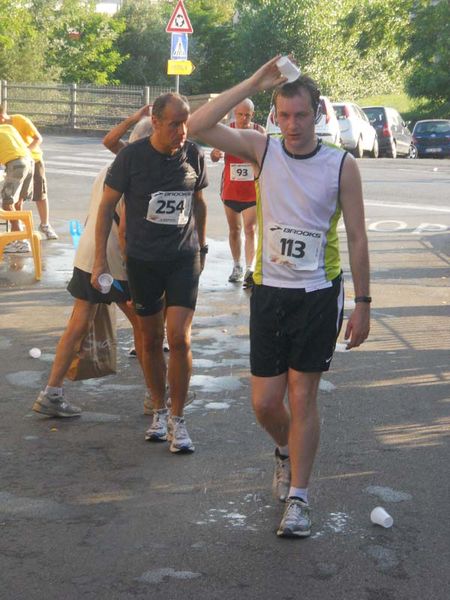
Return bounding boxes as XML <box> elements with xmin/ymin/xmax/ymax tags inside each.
<box><xmin>0</xmin><ymin>209</ymin><xmax>42</xmax><ymax>280</ymax></box>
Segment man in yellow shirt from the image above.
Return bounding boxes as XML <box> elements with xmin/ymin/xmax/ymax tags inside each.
<box><xmin>0</xmin><ymin>106</ymin><xmax>58</xmax><ymax>240</ymax></box>
<box><xmin>0</xmin><ymin>123</ymin><xmax>34</xmax><ymax>252</ymax></box>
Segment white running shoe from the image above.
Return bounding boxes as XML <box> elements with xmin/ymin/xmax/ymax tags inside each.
<box><xmin>228</xmin><ymin>265</ymin><xmax>243</xmax><ymax>282</ymax></box>
<box><xmin>277</xmin><ymin>498</ymin><xmax>311</xmax><ymax>538</ymax></box>
<box><xmin>145</xmin><ymin>408</ymin><xmax>168</xmax><ymax>441</ymax></box>
<box><xmin>272</xmin><ymin>448</ymin><xmax>291</xmax><ymax>502</ymax></box>
<box><xmin>168</xmin><ymin>416</ymin><xmax>195</xmax><ymax>453</ymax></box>
<box><xmin>39</xmin><ymin>223</ymin><xmax>58</xmax><ymax>239</ymax></box>
<box><xmin>4</xmin><ymin>240</ymin><xmax>31</xmax><ymax>253</ymax></box>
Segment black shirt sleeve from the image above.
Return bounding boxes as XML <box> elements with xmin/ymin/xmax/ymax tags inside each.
<box><xmin>104</xmin><ymin>146</ymin><xmax>130</xmax><ymax>193</ymax></box>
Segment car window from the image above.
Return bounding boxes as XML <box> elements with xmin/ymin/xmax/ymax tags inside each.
<box><xmin>333</xmin><ymin>105</ymin><xmax>346</xmax><ymax>119</ymax></box>
<box><xmin>363</xmin><ymin>107</ymin><xmax>384</xmax><ymax>125</ymax></box>
<box><xmin>415</xmin><ymin>121</ymin><xmax>450</xmax><ymax>134</ymax></box>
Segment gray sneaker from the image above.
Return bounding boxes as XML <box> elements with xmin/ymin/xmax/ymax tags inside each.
<box><xmin>145</xmin><ymin>408</ymin><xmax>168</xmax><ymax>441</ymax></box>
<box><xmin>228</xmin><ymin>265</ymin><xmax>243</xmax><ymax>282</ymax></box>
<box><xmin>32</xmin><ymin>390</ymin><xmax>81</xmax><ymax>418</ymax></box>
<box><xmin>273</xmin><ymin>448</ymin><xmax>291</xmax><ymax>502</ymax></box>
<box><xmin>168</xmin><ymin>416</ymin><xmax>195</xmax><ymax>453</ymax></box>
<box><xmin>277</xmin><ymin>498</ymin><xmax>311</xmax><ymax>538</ymax></box>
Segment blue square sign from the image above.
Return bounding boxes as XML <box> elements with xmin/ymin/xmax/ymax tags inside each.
<box><xmin>171</xmin><ymin>33</ymin><xmax>188</xmax><ymax>60</ymax></box>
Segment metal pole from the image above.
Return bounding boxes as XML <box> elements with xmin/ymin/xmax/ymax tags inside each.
<box><xmin>1</xmin><ymin>80</ymin><xmax>7</xmax><ymax>111</ymax></box>
<box><xmin>144</xmin><ymin>86</ymin><xmax>150</xmax><ymax>105</ymax></box>
<box><xmin>175</xmin><ymin>75</ymin><xmax>179</xmax><ymax>93</ymax></box>
<box><xmin>70</xmin><ymin>83</ymin><xmax>77</xmax><ymax>129</ymax></box>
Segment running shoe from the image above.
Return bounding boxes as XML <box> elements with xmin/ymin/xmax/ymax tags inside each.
<box><xmin>243</xmin><ymin>269</ymin><xmax>254</xmax><ymax>289</ymax></box>
<box><xmin>145</xmin><ymin>408</ymin><xmax>168</xmax><ymax>441</ymax></box>
<box><xmin>39</xmin><ymin>223</ymin><xmax>58</xmax><ymax>239</ymax></box>
<box><xmin>168</xmin><ymin>416</ymin><xmax>195</xmax><ymax>453</ymax></box>
<box><xmin>277</xmin><ymin>498</ymin><xmax>311</xmax><ymax>538</ymax></box>
<box><xmin>128</xmin><ymin>347</ymin><xmax>137</xmax><ymax>357</ymax></box>
<box><xmin>4</xmin><ymin>240</ymin><xmax>31</xmax><ymax>253</ymax></box>
<box><xmin>228</xmin><ymin>265</ymin><xmax>243</xmax><ymax>283</ymax></box>
<box><xmin>32</xmin><ymin>390</ymin><xmax>81</xmax><ymax>418</ymax></box>
<box><xmin>272</xmin><ymin>448</ymin><xmax>291</xmax><ymax>502</ymax></box>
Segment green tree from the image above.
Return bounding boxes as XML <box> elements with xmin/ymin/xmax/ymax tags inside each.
<box><xmin>0</xmin><ymin>0</ymin><xmax>49</xmax><ymax>81</ymax></box>
<box><xmin>45</xmin><ymin>0</ymin><xmax>125</xmax><ymax>84</ymax></box>
<box><xmin>404</xmin><ymin>0</ymin><xmax>450</xmax><ymax>104</ymax></box>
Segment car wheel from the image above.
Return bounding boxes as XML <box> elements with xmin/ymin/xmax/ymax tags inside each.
<box><xmin>387</xmin><ymin>140</ymin><xmax>397</xmax><ymax>158</ymax></box>
<box><xmin>369</xmin><ymin>137</ymin><xmax>379</xmax><ymax>158</ymax></box>
<box><xmin>408</xmin><ymin>144</ymin><xmax>418</xmax><ymax>159</ymax></box>
<box><xmin>352</xmin><ymin>136</ymin><xmax>364</xmax><ymax>159</ymax></box>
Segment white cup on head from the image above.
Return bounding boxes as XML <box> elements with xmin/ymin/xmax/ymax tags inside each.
<box><xmin>276</xmin><ymin>56</ymin><xmax>301</xmax><ymax>83</ymax></box>
<box><xmin>370</xmin><ymin>506</ymin><xmax>393</xmax><ymax>528</ymax></box>
<box><xmin>98</xmin><ymin>273</ymin><xmax>114</xmax><ymax>294</ymax></box>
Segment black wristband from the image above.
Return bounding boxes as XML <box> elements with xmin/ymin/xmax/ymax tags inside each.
<box><xmin>354</xmin><ymin>296</ymin><xmax>372</xmax><ymax>304</ymax></box>
<box><xmin>200</xmin><ymin>244</ymin><xmax>209</xmax><ymax>254</ymax></box>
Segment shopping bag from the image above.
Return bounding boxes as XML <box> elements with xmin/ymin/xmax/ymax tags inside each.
<box><xmin>66</xmin><ymin>303</ymin><xmax>117</xmax><ymax>381</ymax></box>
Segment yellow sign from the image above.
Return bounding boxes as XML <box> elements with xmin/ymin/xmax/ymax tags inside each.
<box><xmin>167</xmin><ymin>60</ymin><xmax>195</xmax><ymax>75</ymax></box>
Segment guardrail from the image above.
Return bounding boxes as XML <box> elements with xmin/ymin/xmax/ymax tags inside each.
<box><xmin>0</xmin><ymin>81</ymin><xmax>173</xmax><ymax>130</ymax></box>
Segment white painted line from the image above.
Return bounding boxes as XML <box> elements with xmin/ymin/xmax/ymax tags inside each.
<box><xmin>50</xmin><ymin>155</ymin><xmax>111</xmax><ymax>163</ymax></box>
<box><xmin>365</xmin><ymin>200</ymin><xmax>450</xmax><ymax>214</ymax></box>
<box><xmin>46</xmin><ymin>167</ymin><xmax>98</xmax><ymax>177</ymax></box>
<box><xmin>46</xmin><ymin>160</ymin><xmax>109</xmax><ymax>169</ymax></box>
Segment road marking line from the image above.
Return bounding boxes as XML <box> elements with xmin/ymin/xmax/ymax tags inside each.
<box><xmin>365</xmin><ymin>200</ymin><xmax>450</xmax><ymax>214</ymax></box>
<box><xmin>46</xmin><ymin>168</ymin><xmax>98</xmax><ymax>177</ymax></box>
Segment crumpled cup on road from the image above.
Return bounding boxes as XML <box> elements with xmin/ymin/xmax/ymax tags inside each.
<box><xmin>370</xmin><ymin>506</ymin><xmax>393</xmax><ymax>528</ymax></box>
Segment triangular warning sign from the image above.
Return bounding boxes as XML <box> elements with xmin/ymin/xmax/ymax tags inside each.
<box><xmin>166</xmin><ymin>0</ymin><xmax>193</xmax><ymax>34</ymax></box>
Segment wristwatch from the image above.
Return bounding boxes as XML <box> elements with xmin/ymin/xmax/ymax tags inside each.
<box><xmin>200</xmin><ymin>244</ymin><xmax>209</xmax><ymax>254</ymax></box>
<box><xmin>354</xmin><ymin>296</ymin><xmax>372</xmax><ymax>304</ymax></box>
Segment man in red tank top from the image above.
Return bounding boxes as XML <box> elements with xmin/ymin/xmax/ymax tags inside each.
<box><xmin>211</xmin><ymin>99</ymin><xmax>264</xmax><ymax>287</ymax></box>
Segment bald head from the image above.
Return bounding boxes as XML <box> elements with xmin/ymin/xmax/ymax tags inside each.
<box><xmin>233</xmin><ymin>98</ymin><xmax>255</xmax><ymax>130</ymax></box>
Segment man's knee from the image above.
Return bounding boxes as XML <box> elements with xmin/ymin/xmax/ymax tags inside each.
<box><xmin>167</xmin><ymin>330</ymin><xmax>190</xmax><ymax>353</ymax></box>
<box><xmin>252</xmin><ymin>393</ymin><xmax>281</xmax><ymax>421</ymax></box>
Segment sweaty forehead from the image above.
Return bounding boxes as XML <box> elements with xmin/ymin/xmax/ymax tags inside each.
<box><xmin>161</xmin><ymin>100</ymin><xmax>190</xmax><ymax>121</ymax></box>
<box><xmin>276</xmin><ymin>90</ymin><xmax>313</xmax><ymax>112</ymax></box>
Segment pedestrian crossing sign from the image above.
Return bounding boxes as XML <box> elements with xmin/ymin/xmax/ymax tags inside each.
<box><xmin>166</xmin><ymin>0</ymin><xmax>193</xmax><ymax>34</ymax></box>
<box><xmin>171</xmin><ymin>33</ymin><xmax>188</xmax><ymax>61</ymax></box>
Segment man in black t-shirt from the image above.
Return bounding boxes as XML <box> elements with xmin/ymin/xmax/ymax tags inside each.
<box><xmin>93</xmin><ymin>93</ymin><xmax>208</xmax><ymax>453</ymax></box>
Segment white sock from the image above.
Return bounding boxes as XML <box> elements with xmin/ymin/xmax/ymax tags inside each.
<box><xmin>45</xmin><ymin>385</ymin><xmax>63</xmax><ymax>397</ymax></box>
<box><xmin>278</xmin><ymin>445</ymin><xmax>289</xmax><ymax>457</ymax></box>
<box><xmin>288</xmin><ymin>487</ymin><xmax>308</xmax><ymax>504</ymax></box>
<box><xmin>234</xmin><ymin>261</ymin><xmax>241</xmax><ymax>268</ymax></box>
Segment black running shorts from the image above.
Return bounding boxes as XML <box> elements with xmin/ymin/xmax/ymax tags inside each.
<box><xmin>250</xmin><ymin>275</ymin><xmax>344</xmax><ymax>376</ymax></box>
<box><xmin>126</xmin><ymin>254</ymin><xmax>201</xmax><ymax>316</ymax></box>
<box><xmin>67</xmin><ymin>267</ymin><xmax>130</xmax><ymax>305</ymax></box>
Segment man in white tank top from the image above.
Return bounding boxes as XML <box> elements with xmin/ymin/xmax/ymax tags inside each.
<box><xmin>189</xmin><ymin>57</ymin><xmax>370</xmax><ymax>538</ymax></box>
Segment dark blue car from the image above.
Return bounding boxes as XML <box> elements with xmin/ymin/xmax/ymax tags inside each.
<box><xmin>412</xmin><ymin>120</ymin><xmax>450</xmax><ymax>158</ymax></box>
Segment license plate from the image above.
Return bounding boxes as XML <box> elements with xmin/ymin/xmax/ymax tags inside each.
<box><xmin>425</xmin><ymin>147</ymin><xmax>442</xmax><ymax>153</ymax></box>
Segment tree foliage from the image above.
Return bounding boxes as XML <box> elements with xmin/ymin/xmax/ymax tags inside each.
<box><xmin>404</xmin><ymin>0</ymin><xmax>450</xmax><ymax>104</ymax></box>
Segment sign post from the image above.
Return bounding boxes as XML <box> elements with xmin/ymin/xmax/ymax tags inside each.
<box><xmin>166</xmin><ymin>0</ymin><xmax>194</xmax><ymax>93</ymax></box>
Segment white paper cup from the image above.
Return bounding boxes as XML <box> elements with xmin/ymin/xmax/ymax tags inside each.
<box><xmin>370</xmin><ymin>506</ymin><xmax>393</xmax><ymax>528</ymax></box>
<box><xmin>98</xmin><ymin>273</ymin><xmax>114</xmax><ymax>294</ymax></box>
<box><xmin>276</xmin><ymin>56</ymin><xmax>301</xmax><ymax>83</ymax></box>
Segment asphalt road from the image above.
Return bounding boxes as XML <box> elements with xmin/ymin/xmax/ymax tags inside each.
<box><xmin>1</xmin><ymin>136</ymin><xmax>449</xmax><ymax>600</ymax></box>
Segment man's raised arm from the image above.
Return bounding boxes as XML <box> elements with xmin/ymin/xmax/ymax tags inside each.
<box><xmin>188</xmin><ymin>56</ymin><xmax>286</xmax><ymax>166</ymax></box>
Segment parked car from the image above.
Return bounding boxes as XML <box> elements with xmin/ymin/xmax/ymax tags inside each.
<box><xmin>362</xmin><ymin>106</ymin><xmax>416</xmax><ymax>158</ymax></box>
<box><xmin>412</xmin><ymin>120</ymin><xmax>450</xmax><ymax>158</ymax></box>
<box><xmin>332</xmin><ymin>102</ymin><xmax>378</xmax><ymax>158</ymax></box>
<box><xmin>265</xmin><ymin>96</ymin><xmax>340</xmax><ymax>146</ymax></box>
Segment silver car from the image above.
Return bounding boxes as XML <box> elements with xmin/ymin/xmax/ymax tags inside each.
<box><xmin>332</xmin><ymin>102</ymin><xmax>378</xmax><ymax>158</ymax></box>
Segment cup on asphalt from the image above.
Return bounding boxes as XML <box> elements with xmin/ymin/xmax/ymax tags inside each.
<box><xmin>276</xmin><ymin>56</ymin><xmax>301</xmax><ymax>83</ymax></box>
<box><xmin>370</xmin><ymin>506</ymin><xmax>393</xmax><ymax>528</ymax></box>
<box><xmin>98</xmin><ymin>273</ymin><xmax>113</xmax><ymax>294</ymax></box>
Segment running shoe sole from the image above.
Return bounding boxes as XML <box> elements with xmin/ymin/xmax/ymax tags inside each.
<box><xmin>32</xmin><ymin>401</ymin><xmax>81</xmax><ymax>418</ymax></box>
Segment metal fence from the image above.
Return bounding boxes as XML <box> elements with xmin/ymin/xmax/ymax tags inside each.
<box><xmin>0</xmin><ymin>81</ymin><xmax>174</xmax><ymax>130</ymax></box>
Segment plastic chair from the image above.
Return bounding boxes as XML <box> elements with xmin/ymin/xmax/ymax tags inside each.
<box><xmin>0</xmin><ymin>209</ymin><xmax>42</xmax><ymax>280</ymax></box>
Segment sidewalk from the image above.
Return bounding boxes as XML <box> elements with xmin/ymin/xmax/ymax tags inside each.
<box><xmin>1</xmin><ymin>229</ymin><xmax>449</xmax><ymax>599</ymax></box>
